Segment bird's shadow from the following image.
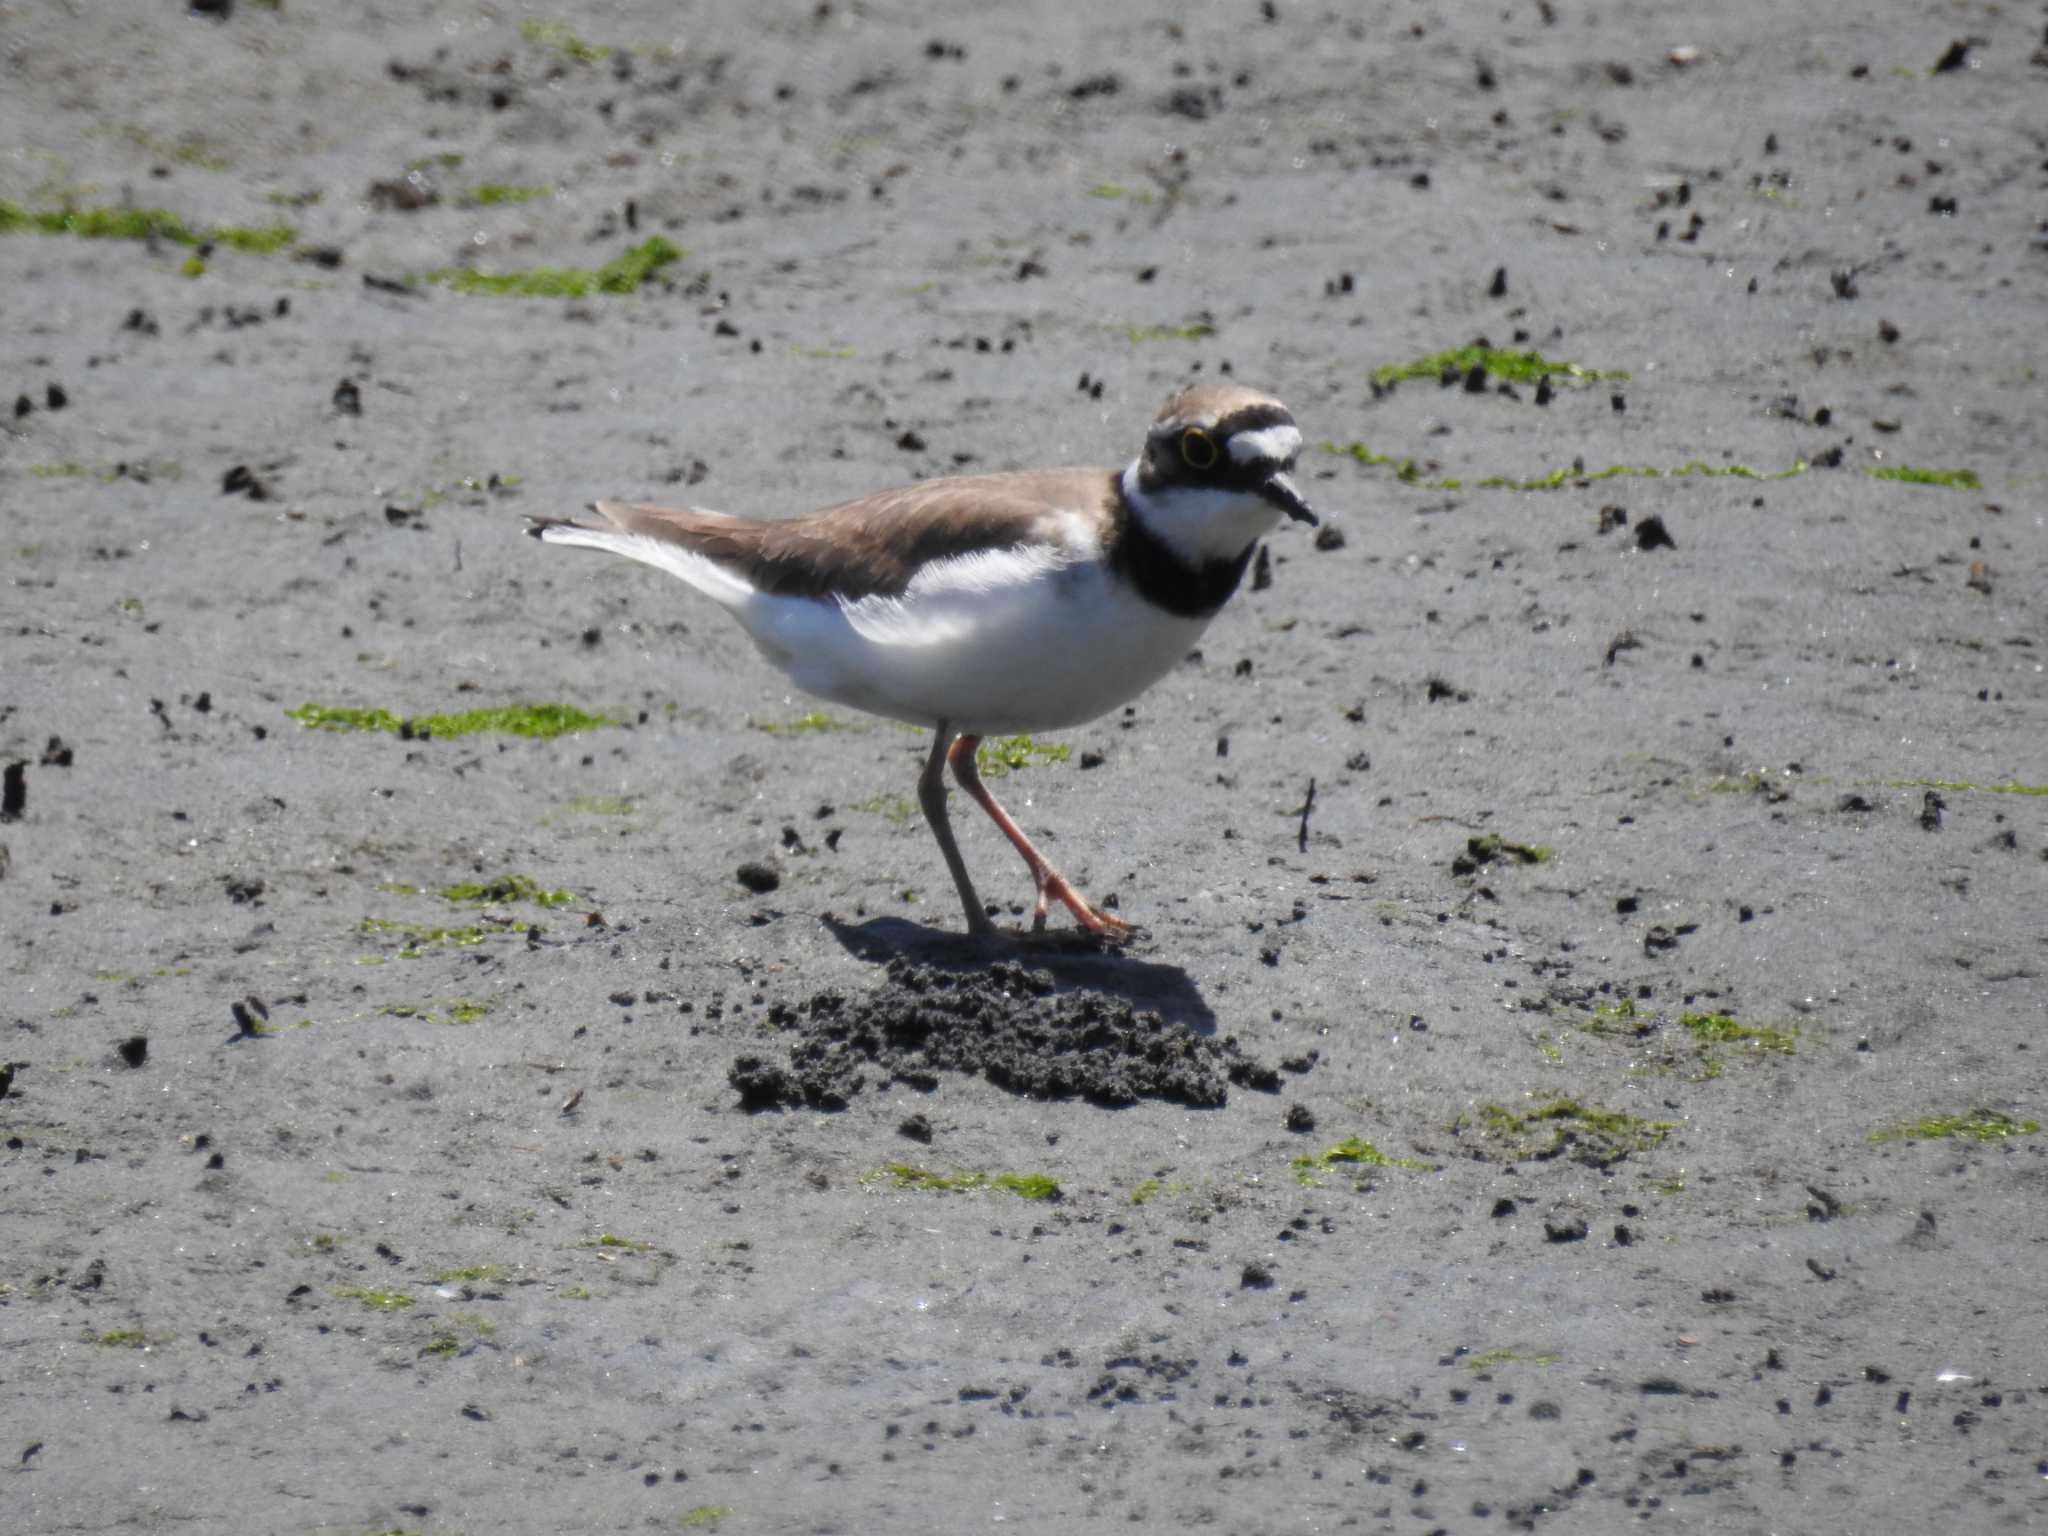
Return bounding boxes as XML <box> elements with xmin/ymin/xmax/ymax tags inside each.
<box><xmin>819</xmin><ymin>915</ymin><xmax>1218</xmax><ymax>1035</ymax></box>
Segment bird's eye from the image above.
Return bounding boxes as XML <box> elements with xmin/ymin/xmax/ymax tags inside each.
<box><xmin>1178</xmin><ymin>427</ymin><xmax>1218</xmax><ymax>470</ymax></box>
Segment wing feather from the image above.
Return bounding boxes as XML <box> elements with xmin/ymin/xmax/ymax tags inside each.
<box><xmin>533</xmin><ymin>468</ymin><xmax>1119</xmax><ymax>602</ymax></box>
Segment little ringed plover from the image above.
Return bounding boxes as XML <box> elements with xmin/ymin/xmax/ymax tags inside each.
<box><xmin>529</xmin><ymin>382</ymin><xmax>1316</xmax><ymax>941</ymax></box>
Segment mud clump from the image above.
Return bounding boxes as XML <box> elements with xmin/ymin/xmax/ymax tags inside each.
<box><xmin>729</xmin><ymin>958</ymin><xmax>1279</xmax><ymax>1111</ymax></box>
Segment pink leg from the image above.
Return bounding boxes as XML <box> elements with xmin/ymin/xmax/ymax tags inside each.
<box><xmin>947</xmin><ymin>736</ymin><xmax>1134</xmax><ymax>940</ymax></box>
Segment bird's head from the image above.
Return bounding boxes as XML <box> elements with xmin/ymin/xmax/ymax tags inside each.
<box><xmin>1126</xmin><ymin>384</ymin><xmax>1318</xmax><ymax>566</ymax></box>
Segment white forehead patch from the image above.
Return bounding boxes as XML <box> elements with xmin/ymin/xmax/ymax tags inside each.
<box><xmin>1227</xmin><ymin>423</ymin><xmax>1302</xmax><ymax>466</ymax></box>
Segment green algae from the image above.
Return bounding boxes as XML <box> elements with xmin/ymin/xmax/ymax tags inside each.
<box><xmin>1462</xmin><ymin>459</ymin><xmax>1808</xmax><ymax>492</ymax></box>
<box><xmin>461</xmin><ymin>183</ymin><xmax>552</xmax><ymax>206</ymax></box>
<box><xmin>379</xmin><ymin>999</ymin><xmax>493</xmax><ymax>1025</ymax></box>
<box><xmin>852</xmin><ymin>793</ymin><xmax>917</xmax><ymax>824</ymax></box>
<box><xmin>1087</xmin><ymin>182</ymin><xmax>1154</xmax><ymax>203</ymax></box>
<box><xmin>871</xmin><ymin>1165</ymin><xmax>1062</xmax><ymax>1201</ymax></box>
<box><xmin>329</xmin><ymin>1286</ymin><xmax>413</xmax><ymax>1311</ymax></box>
<box><xmin>1370</xmin><ymin>345</ymin><xmax>1630</xmax><ymax>387</ymax></box>
<box><xmin>1323</xmin><ymin>441</ymin><xmax>1812</xmax><ymax>492</ymax></box>
<box><xmin>519</xmin><ymin>18</ymin><xmax>610</xmax><ymax>63</ymax></box>
<box><xmin>288</xmin><ymin>702</ymin><xmax>615</xmax><ymax>739</ymax></box>
<box><xmin>1709</xmin><ymin>770</ymin><xmax>1775</xmax><ymax>794</ymax></box>
<box><xmin>580</xmin><ymin>1233</ymin><xmax>656</xmax><ymax>1252</ymax></box>
<box><xmin>1467</xmin><ymin>1095</ymin><xmax>1672</xmax><ymax>1167</ymax></box>
<box><xmin>1895</xmin><ymin>778</ymin><xmax>2047</xmax><ymax>797</ymax></box>
<box><xmin>92</xmin><ymin>1328</ymin><xmax>164</xmax><ymax>1348</ymax></box>
<box><xmin>359</xmin><ymin>918</ymin><xmax>503</xmax><ymax>959</ymax></box>
<box><xmin>1465</xmin><ymin>1346</ymin><xmax>1564</xmax><ymax>1371</ymax></box>
<box><xmin>753</xmin><ymin>711</ymin><xmax>850</xmax><ymax>735</ymax></box>
<box><xmin>1326</xmin><ymin>440</ymin><xmax>1427</xmax><ymax>482</ymax></box>
<box><xmin>437</xmin><ymin>873</ymin><xmax>576</xmax><ymax>908</ymax></box>
<box><xmin>0</xmin><ymin>199</ymin><xmax>296</xmax><ymax>253</ymax></box>
<box><xmin>1323</xmin><ymin>440</ymin><xmax>1982</xmax><ymax>495</ymax></box>
<box><xmin>1462</xmin><ymin>833</ymin><xmax>1551</xmax><ymax>866</ymax></box>
<box><xmin>1130</xmin><ymin>1178</ymin><xmax>1162</xmax><ymax>1205</ymax></box>
<box><xmin>681</xmin><ymin>1510</ymin><xmax>731</xmax><ymax>1530</ymax></box>
<box><xmin>976</xmin><ymin>735</ymin><xmax>1071</xmax><ymax>777</ymax></box>
<box><xmin>416</xmin><ymin>236</ymin><xmax>681</xmax><ymax>298</ymax></box>
<box><xmin>1870</xmin><ymin>1110</ymin><xmax>2038</xmax><ymax>1144</ymax></box>
<box><xmin>430</xmin><ymin>1264</ymin><xmax>507</xmax><ymax>1284</ymax></box>
<box><xmin>1582</xmin><ymin>998</ymin><xmax>1652</xmax><ymax>1037</ymax></box>
<box><xmin>1293</xmin><ymin>1136</ymin><xmax>1427</xmax><ymax>1185</ymax></box>
<box><xmin>1866</xmin><ymin>465</ymin><xmax>1982</xmax><ymax>489</ymax></box>
<box><xmin>1681</xmin><ymin>1012</ymin><xmax>1797</xmax><ymax>1053</ymax></box>
<box><xmin>1121</xmin><ymin>320</ymin><xmax>1216</xmax><ymax>342</ymax></box>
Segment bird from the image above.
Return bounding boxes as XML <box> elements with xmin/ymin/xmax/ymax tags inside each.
<box><xmin>528</xmin><ymin>382</ymin><xmax>1317</xmax><ymax>941</ymax></box>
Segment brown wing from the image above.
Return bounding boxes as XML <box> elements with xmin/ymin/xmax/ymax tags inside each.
<box><xmin>583</xmin><ymin>467</ymin><xmax>1120</xmax><ymax>601</ymax></box>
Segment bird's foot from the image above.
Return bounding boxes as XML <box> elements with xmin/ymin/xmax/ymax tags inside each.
<box><xmin>1035</xmin><ymin>869</ymin><xmax>1135</xmax><ymax>943</ymax></box>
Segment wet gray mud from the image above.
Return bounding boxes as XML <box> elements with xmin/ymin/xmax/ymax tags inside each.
<box><xmin>4</xmin><ymin>3</ymin><xmax>2044</xmax><ymax>1532</ymax></box>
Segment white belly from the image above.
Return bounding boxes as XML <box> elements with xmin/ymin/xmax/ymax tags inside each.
<box><xmin>736</xmin><ymin>559</ymin><xmax>1212</xmax><ymax>736</ymax></box>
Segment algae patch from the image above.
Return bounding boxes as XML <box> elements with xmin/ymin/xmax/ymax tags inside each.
<box><xmin>1866</xmin><ymin>465</ymin><xmax>1981</xmax><ymax>490</ymax></box>
<box><xmin>430</xmin><ymin>1264</ymin><xmax>508</xmax><ymax>1284</ymax></box>
<box><xmin>437</xmin><ymin>873</ymin><xmax>576</xmax><ymax>908</ymax></box>
<box><xmin>1454</xmin><ymin>833</ymin><xmax>1551</xmax><ymax>873</ymax></box>
<box><xmin>1324</xmin><ymin>437</ymin><xmax>1982</xmax><ymax>496</ymax></box>
<box><xmin>1581</xmin><ymin>997</ymin><xmax>1653</xmax><ymax>1038</ymax></box>
<box><xmin>1122</xmin><ymin>320</ymin><xmax>1216</xmax><ymax>342</ymax></box>
<box><xmin>1324</xmin><ymin>442</ymin><xmax>1811</xmax><ymax>493</ymax></box>
<box><xmin>415</xmin><ymin>236</ymin><xmax>682</xmax><ymax>298</ymax></box>
<box><xmin>91</xmin><ymin>1328</ymin><xmax>167</xmax><ymax>1349</ymax></box>
<box><xmin>460</xmin><ymin>184</ymin><xmax>552</xmax><ymax>207</ymax></box>
<box><xmin>1293</xmin><ymin>1136</ymin><xmax>1427</xmax><ymax>1185</ymax></box>
<box><xmin>869</xmin><ymin>1165</ymin><xmax>1062</xmax><ymax>1201</ymax></box>
<box><xmin>1463</xmin><ymin>1095</ymin><xmax>1672</xmax><ymax>1167</ymax></box>
<box><xmin>976</xmin><ymin>735</ymin><xmax>1071</xmax><ymax>778</ymax></box>
<box><xmin>379</xmin><ymin>999</ymin><xmax>494</xmax><ymax>1026</ymax></box>
<box><xmin>519</xmin><ymin>18</ymin><xmax>610</xmax><ymax>63</ymax></box>
<box><xmin>1371</xmin><ymin>345</ymin><xmax>1629</xmax><ymax>387</ymax></box>
<box><xmin>0</xmin><ymin>200</ymin><xmax>296</xmax><ymax>253</ymax></box>
<box><xmin>1680</xmin><ymin>1012</ymin><xmax>1797</xmax><ymax>1054</ymax></box>
<box><xmin>752</xmin><ymin>711</ymin><xmax>850</xmax><ymax>736</ymax></box>
<box><xmin>329</xmin><ymin>1286</ymin><xmax>413</xmax><ymax>1311</ymax></box>
<box><xmin>851</xmin><ymin>793</ymin><xmax>916</xmax><ymax>823</ymax></box>
<box><xmin>289</xmin><ymin>702</ymin><xmax>615</xmax><ymax>739</ymax></box>
<box><xmin>1465</xmin><ymin>1346</ymin><xmax>1564</xmax><ymax>1371</ymax></box>
<box><xmin>1894</xmin><ymin>778</ymin><xmax>2047</xmax><ymax>797</ymax></box>
<box><xmin>359</xmin><ymin>918</ymin><xmax>516</xmax><ymax>960</ymax></box>
<box><xmin>1870</xmin><ymin>1110</ymin><xmax>2038</xmax><ymax>1144</ymax></box>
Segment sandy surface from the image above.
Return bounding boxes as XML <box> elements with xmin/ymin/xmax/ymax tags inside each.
<box><xmin>4</xmin><ymin>2</ymin><xmax>2045</xmax><ymax>1531</ymax></box>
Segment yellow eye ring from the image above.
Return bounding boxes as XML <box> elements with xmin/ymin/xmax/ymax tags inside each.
<box><xmin>1179</xmin><ymin>426</ymin><xmax>1218</xmax><ymax>470</ymax></box>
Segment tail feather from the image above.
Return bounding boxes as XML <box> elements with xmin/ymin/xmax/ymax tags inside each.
<box><xmin>526</xmin><ymin>503</ymin><xmax>757</xmax><ymax>609</ymax></box>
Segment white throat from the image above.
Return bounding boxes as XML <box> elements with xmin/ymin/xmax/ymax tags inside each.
<box><xmin>1120</xmin><ymin>460</ymin><xmax>1282</xmax><ymax>569</ymax></box>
